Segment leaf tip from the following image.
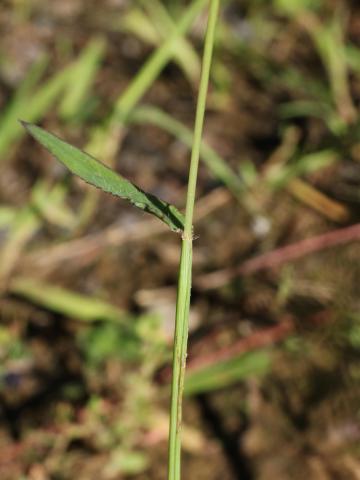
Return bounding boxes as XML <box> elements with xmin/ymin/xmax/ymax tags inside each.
<box><xmin>19</xmin><ymin>119</ymin><xmax>31</xmax><ymax>130</ymax></box>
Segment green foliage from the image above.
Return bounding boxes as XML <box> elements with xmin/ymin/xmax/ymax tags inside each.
<box><xmin>0</xmin><ymin>180</ymin><xmax>77</xmax><ymax>281</ymax></box>
<box><xmin>274</xmin><ymin>0</ymin><xmax>322</xmax><ymax>15</ymax></box>
<box><xmin>22</xmin><ymin>122</ymin><xmax>185</xmax><ymax>232</ymax></box>
<box><xmin>348</xmin><ymin>325</ymin><xmax>360</xmax><ymax>349</ymax></box>
<box><xmin>265</xmin><ymin>150</ymin><xmax>338</xmax><ymax>188</ymax></box>
<box><xmin>77</xmin><ymin>313</ymin><xmax>165</xmax><ymax>368</ymax></box>
<box><xmin>120</xmin><ymin>0</ymin><xmax>200</xmax><ymax>86</ymax></box>
<box><xmin>31</xmin><ymin>180</ymin><xmax>76</xmax><ymax>229</ymax></box>
<box><xmin>109</xmin><ymin>0</ymin><xmax>207</xmax><ymax>126</ymax></box>
<box><xmin>0</xmin><ymin>205</ymin><xmax>39</xmax><ymax>281</ymax></box>
<box><xmin>184</xmin><ymin>350</ymin><xmax>271</xmax><ymax>395</ymax></box>
<box><xmin>0</xmin><ymin>43</ymin><xmax>101</xmax><ymax>161</ymax></box>
<box><xmin>84</xmin><ymin>0</ymin><xmax>207</xmax><ymax>165</ymax></box>
<box><xmin>130</xmin><ymin>105</ymin><xmax>244</xmax><ymax>198</ymax></box>
<box><xmin>0</xmin><ymin>207</ymin><xmax>16</xmax><ymax>227</ymax></box>
<box><xmin>2</xmin><ymin>1</ymin><xmax>359</xmax><ymax>477</ymax></box>
<box><xmin>9</xmin><ymin>277</ymin><xmax>125</xmax><ymax>323</ymax></box>
<box><xmin>59</xmin><ymin>37</ymin><xmax>106</xmax><ymax>121</ymax></box>
<box><xmin>79</xmin><ymin>323</ymin><xmax>141</xmax><ymax>365</ymax></box>
<box><xmin>345</xmin><ymin>313</ymin><xmax>360</xmax><ymax>349</ymax></box>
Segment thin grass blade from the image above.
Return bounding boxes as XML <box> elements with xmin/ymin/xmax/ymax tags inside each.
<box><xmin>21</xmin><ymin>122</ymin><xmax>185</xmax><ymax>232</ymax></box>
<box><xmin>10</xmin><ymin>277</ymin><xmax>124</xmax><ymax>323</ymax></box>
<box><xmin>184</xmin><ymin>350</ymin><xmax>271</xmax><ymax>395</ymax></box>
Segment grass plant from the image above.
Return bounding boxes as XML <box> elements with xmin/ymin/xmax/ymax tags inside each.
<box><xmin>167</xmin><ymin>1</ymin><xmax>219</xmax><ymax>478</ymax></box>
<box><xmin>0</xmin><ymin>38</ymin><xmax>104</xmax><ymax>162</ymax></box>
<box><xmin>1</xmin><ymin>0</ymin><xmax>360</xmax><ymax>477</ymax></box>
<box><xmin>21</xmin><ymin>1</ymin><xmax>219</xmax><ymax>478</ymax></box>
<box><xmin>129</xmin><ymin>105</ymin><xmax>244</xmax><ymax>198</ymax></box>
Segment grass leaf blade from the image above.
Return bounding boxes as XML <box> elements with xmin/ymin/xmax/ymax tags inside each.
<box><xmin>21</xmin><ymin>122</ymin><xmax>184</xmax><ymax>232</ymax></box>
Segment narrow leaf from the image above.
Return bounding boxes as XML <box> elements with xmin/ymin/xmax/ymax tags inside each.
<box><xmin>10</xmin><ymin>277</ymin><xmax>124</xmax><ymax>323</ymax></box>
<box><xmin>21</xmin><ymin>122</ymin><xmax>184</xmax><ymax>232</ymax></box>
<box><xmin>184</xmin><ymin>350</ymin><xmax>271</xmax><ymax>395</ymax></box>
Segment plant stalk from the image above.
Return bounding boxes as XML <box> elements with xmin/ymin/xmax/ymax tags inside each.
<box><xmin>168</xmin><ymin>1</ymin><xmax>219</xmax><ymax>479</ymax></box>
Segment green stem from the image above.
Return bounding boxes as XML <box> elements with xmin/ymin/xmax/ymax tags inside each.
<box><xmin>168</xmin><ymin>1</ymin><xmax>219</xmax><ymax>479</ymax></box>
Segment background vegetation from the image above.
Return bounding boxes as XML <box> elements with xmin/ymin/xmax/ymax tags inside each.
<box><xmin>0</xmin><ymin>0</ymin><xmax>359</xmax><ymax>478</ymax></box>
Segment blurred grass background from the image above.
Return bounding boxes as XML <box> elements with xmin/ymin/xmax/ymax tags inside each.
<box><xmin>0</xmin><ymin>0</ymin><xmax>360</xmax><ymax>479</ymax></box>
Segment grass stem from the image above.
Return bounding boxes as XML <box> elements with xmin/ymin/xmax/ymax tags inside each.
<box><xmin>168</xmin><ymin>1</ymin><xmax>219</xmax><ymax>479</ymax></box>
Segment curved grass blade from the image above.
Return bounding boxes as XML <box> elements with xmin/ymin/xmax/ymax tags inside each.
<box><xmin>21</xmin><ymin>122</ymin><xmax>184</xmax><ymax>233</ymax></box>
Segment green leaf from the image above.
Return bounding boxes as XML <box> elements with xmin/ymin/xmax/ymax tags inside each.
<box><xmin>184</xmin><ymin>350</ymin><xmax>271</xmax><ymax>395</ymax></box>
<box><xmin>21</xmin><ymin>122</ymin><xmax>185</xmax><ymax>232</ymax></box>
<box><xmin>9</xmin><ymin>277</ymin><xmax>124</xmax><ymax>323</ymax></box>
<box><xmin>59</xmin><ymin>37</ymin><xmax>106</xmax><ymax>120</ymax></box>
